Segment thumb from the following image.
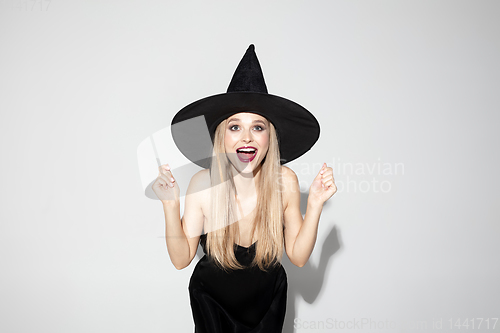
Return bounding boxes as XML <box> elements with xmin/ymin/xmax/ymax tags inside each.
<box><xmin>159</xmin><ymin>164</ymin><xmax>173</xmax><ymax>175</ymax></box>
<box><xmin>159</xmin><ymin>164</ymin><xmax>176</xmax><ymax>184</ymax></box>
<box><xmin>314</xmin><ymin>163</ymin><xmax>326</xmax><ymax>180</ymax></box>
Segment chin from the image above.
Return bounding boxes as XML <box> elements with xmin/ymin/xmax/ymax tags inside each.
<box><xmin>229</xmin><ymin>158</ymin><xmax>262</xmax><ymax>175</ymax></box>
<box><xmin>232</xmin><ymin>163</ymin><xmax>254</xmax><ymax>174</ymax></box>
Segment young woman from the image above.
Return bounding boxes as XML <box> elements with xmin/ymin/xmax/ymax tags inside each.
<box><xmin>153</xmin><ymin>45</ymin><xmax>336</xmax><ymax>333</ymax></box>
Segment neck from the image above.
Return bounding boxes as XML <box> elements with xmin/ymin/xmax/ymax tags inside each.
<box><xmin>230</xmin><ymin>163</ymin><xmax>262</xmax><ymax>198</ymax></box>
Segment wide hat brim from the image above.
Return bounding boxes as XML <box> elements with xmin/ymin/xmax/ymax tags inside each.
<box><xmin>171</xmin><ymin>92</ymin><xmax>320</xmax><ymax>169</ymax></box>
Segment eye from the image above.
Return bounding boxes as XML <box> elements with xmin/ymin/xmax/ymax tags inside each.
<box><xmin>253</xmin><ymin>125</ymin><xmax>265</xmax><ymax>131</ymax></box>
<box><xmin>229</xmin><ymin>125</ymin><xmax>239</xmax><ymax>131</ymax></box>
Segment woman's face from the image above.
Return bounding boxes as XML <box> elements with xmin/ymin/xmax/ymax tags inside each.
<box><xmin>224</xmin><ymin>112</ymin><xmax>270</xmax><ymax>174</ymax></box>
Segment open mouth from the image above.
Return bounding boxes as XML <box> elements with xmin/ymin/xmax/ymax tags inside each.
<box><xmin>236</xmin><ymin>147</ymin><xmax>258</xmax><ymax>163</ymax></box>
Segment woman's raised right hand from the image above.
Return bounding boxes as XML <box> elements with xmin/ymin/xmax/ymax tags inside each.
<box><xmin>152</xmin><ymin>164</ymin><xmax>180</xmax><ymax>202</ymax></box>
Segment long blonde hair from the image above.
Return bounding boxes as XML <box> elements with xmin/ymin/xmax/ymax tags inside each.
<box><xmin>205</xmin><ymin>117</ymin><xmax>284</xmax><ymax>271</ymax></box>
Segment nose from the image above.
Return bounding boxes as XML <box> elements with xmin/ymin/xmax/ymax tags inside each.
<box><xmin>241</xmin><ymin>128</ymin><xmax>253</xmax><ymax>143</ymax></box>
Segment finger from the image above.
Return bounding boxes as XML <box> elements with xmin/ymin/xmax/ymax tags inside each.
<box><xmin>321</xmin><ymin>171</ymin><xmax>333</xmax><ymax>178</ymax></box>
<box><xmin>321</xmin><ymin>174</ymin><xmax>333</xmax><ymax>183</ymax></box>
<box><xmin>321</xmin><ymin>167</ymin><xmax>333</xmax><ymax>175</ymax></box>
<box><xmin>169</xmin><ymin>172</ymin><xmax>176</xmax><ymax>183</ymax></box>
<box><xmin>322</xmin><ymin>170</ymin><xmax>334</xmax><ymax>182</ymax></box>
<box><xmin>320</xmin><ymin>163</ymin><xmax>326</xmax><ymax>174</ymax></box>
<box><xmin>155</xmin><ymin>178</ymin><xmax>168</xmax><ymax>188</ymax></box>
<box><xmin>323</xmin><ymin>179</ymin><xmax>334</xmax><ymax>187</ymax></box>
<box><xmin>159</xmin><ymin>164</ymin><xmax>172</xmax><ymax>174</ymax></box>
<box><xmin>158</xmin><ymin>172</ymin><xmax>169</xmax><ymax>182</ymax></box>
<box><xmin>158</xmin><ymin>172</ymin><xmax>175</xmax><ymax>187</ymax></box>
<box><xmin>322</xmin><ymin>175</ymin><xmax>333</xmax><ymax>183</ymax></box>
<box><xmin>159</xmin><ymin>168</ymin><xmax>174</xmax><ymax>180</ymax></box>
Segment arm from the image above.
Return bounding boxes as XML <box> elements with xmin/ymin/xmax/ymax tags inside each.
<box><xmin>153</xmin><ymin>165</ymin><xmax>207</xmax><ymax>270</ymax></box>
<box><xmin>282</xmin><ymin>164</ymin><xmax>336</xmax><ymax>267</ymax></box>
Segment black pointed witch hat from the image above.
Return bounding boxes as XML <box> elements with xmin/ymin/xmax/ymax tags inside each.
<box><xmin>171</xmin><ymin>44</ymin><xmax>320</xmax><ymax>168</ymax></box>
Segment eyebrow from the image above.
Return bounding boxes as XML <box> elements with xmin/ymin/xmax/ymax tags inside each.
<box><xmin>227</xmin><ymin>118</ymin><xmax>267</xmax><ymax>125</ymax></box>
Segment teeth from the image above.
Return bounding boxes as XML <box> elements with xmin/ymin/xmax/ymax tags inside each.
<box><xmin>238</xmin><ymin>148</ymin><xmax>256</xmax><ymax>153</ymax></box>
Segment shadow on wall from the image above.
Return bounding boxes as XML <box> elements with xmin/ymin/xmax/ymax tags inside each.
<box><xmin>283</xmin><ymin>192</ymin><xmax>342</xmax><ymax>332</ymax></box>
<box><xmin>282</xmin><ymin>224</ymin><xmax>342</xmax><ymax>332</ymax></box>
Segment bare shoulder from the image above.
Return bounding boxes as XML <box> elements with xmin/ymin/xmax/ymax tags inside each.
<box><xmin>281</xmin><ymin>165</ymin><xmax>298</xmax><ymax>184</ymax></box>
<box><xmin>192</xmin><ymin>168</ymin><xmax>210</xmax><ymax>181</ymax></box>
<box><xmin>185</xmin><ymin>169</ymin><xmax>211</xmax><ymax>221</ymax></box>
<box><xmin>187</xmin><ymin>169</ymin><xmax>211</xmax><ymax>195</ymax></box>
<box><xmin>280</xmin><ymin>166</ymin><xmax>299</xmax><ymax>208</ymax></box>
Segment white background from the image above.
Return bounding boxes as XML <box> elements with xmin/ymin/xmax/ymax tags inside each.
<box><xmin>1</xmin><ymin>1</ymin><xmax>499</xmax><ymax>332</ymax></box>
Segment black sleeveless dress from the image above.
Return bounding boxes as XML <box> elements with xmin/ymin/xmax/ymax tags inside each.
<box><xmin>189</xmin><ymin>234</ymin><xmax>288</xmax><ymax>333</ymax></box>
